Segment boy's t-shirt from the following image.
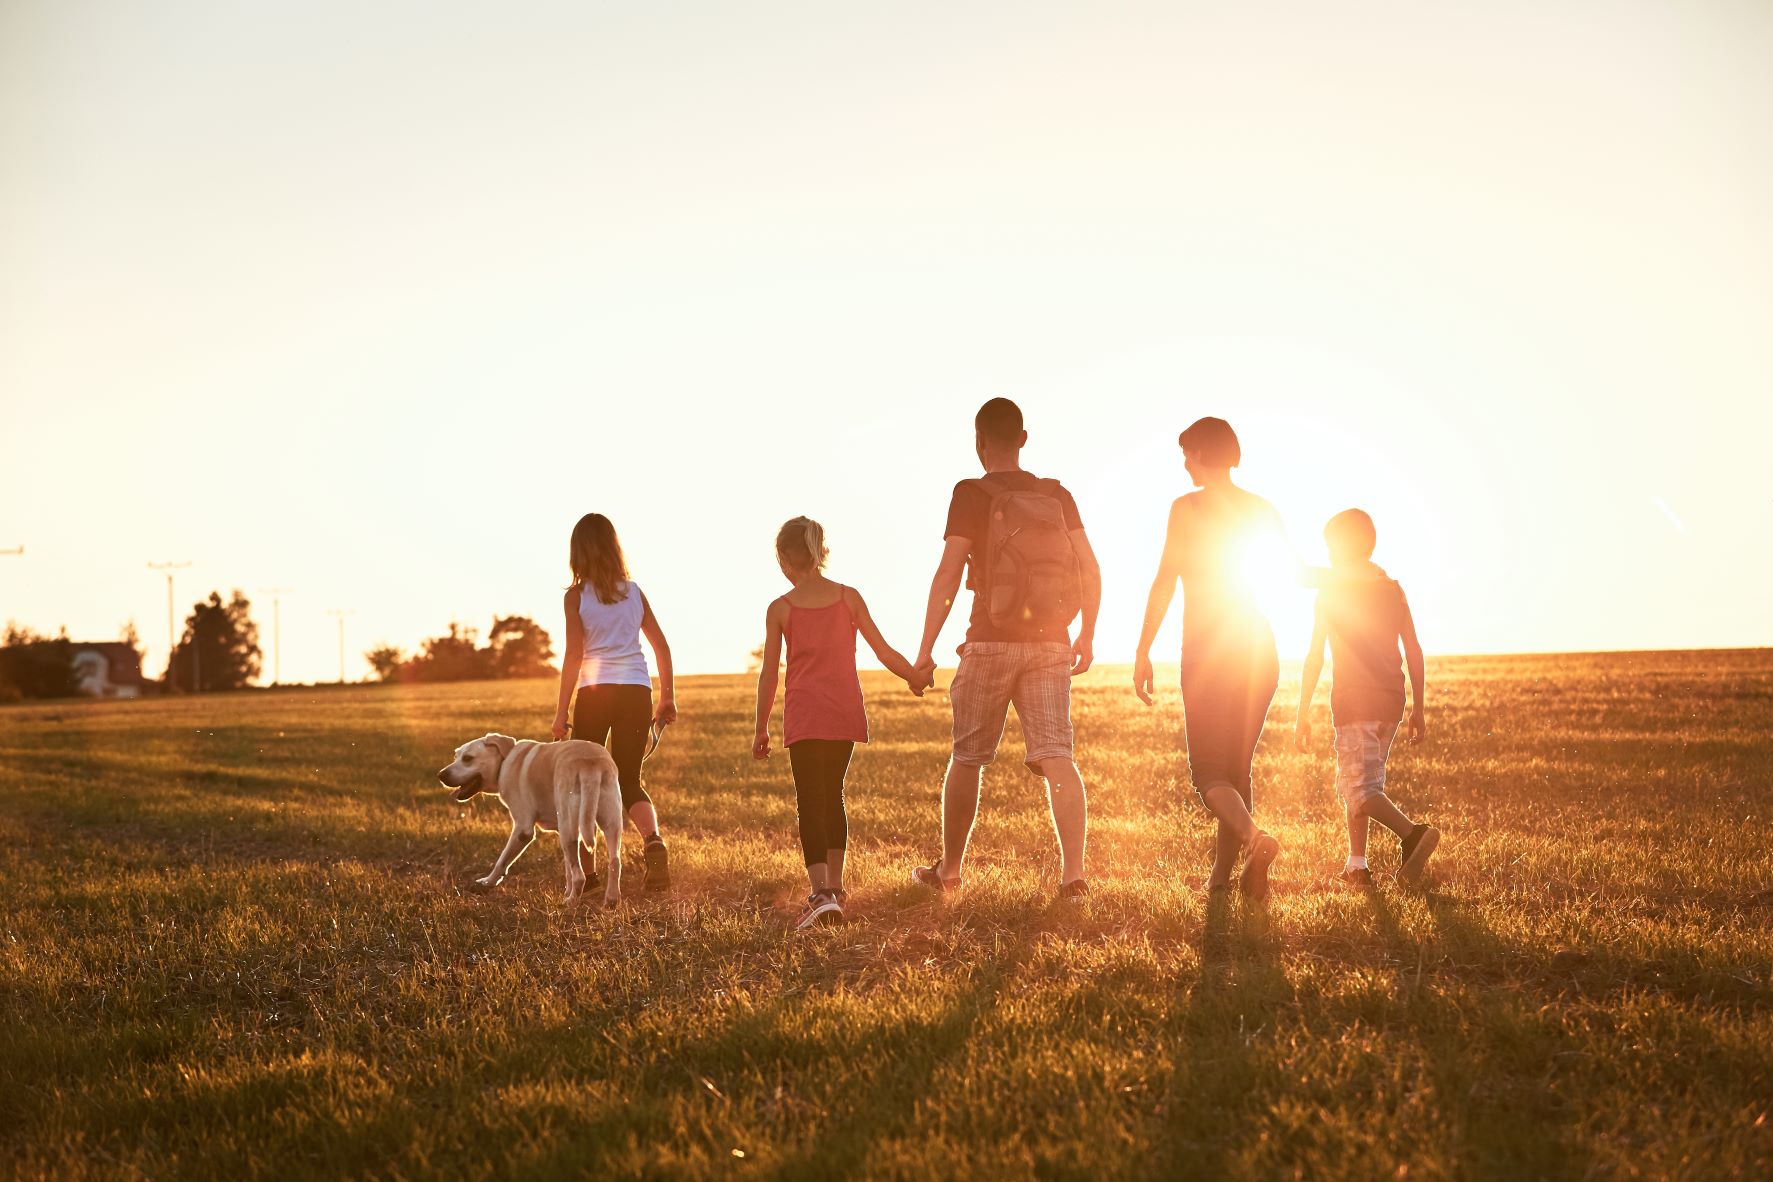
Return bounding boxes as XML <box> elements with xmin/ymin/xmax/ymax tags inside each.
<box><xmin>943</xmin><ymin>471</ymin><xmax>1084</xmax><ymax>643</ymax></box>
<box><xmin>1318</xmin><ymin>573</ymin><xmax>1408</xmax><ymax>726</ymax></box>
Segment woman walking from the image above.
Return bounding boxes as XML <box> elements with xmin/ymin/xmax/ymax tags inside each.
<box><xmin>551</xmin><ymin>512</ymin><xmax>677</xmax><ymax>892</ymax></box>
<box><xmin>1133</xmin><ymin>417</ymin><xmax>1287</xmax><ymax>896</ymax></box>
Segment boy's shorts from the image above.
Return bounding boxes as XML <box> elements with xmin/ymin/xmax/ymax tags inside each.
<box><xmin>949</xmin><ymin>642</ymin><xmax>1075</xmax><ymax>774</ymax></box>
<box><xmin>1333</xmin><ymin>720</ymin><xmax>1399</xmax><ymax>809</ymax></box>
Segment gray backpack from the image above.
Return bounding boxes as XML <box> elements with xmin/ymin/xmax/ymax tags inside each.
<box><xmin>965</xmin><ymin>474</ymin><xmax>1083</xmax><ymax>632</ymax></box>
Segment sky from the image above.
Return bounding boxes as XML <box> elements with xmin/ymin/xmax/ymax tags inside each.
<box><xmin>2</xmin><ymin>0</ymin><xmax>1769</xmax><ymax>683</ymax></box>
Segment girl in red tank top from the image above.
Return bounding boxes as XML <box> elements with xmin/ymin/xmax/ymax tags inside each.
<box><xmin>753</xmin><ymin>517</ymin><xmax>931</xmax><ymax>929</ymax></box>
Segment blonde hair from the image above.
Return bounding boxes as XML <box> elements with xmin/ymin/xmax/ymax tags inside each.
<box><xmin>775</xmin><ymin>516</ymin><xmax>828</xmax><ymax>575</ymax></box>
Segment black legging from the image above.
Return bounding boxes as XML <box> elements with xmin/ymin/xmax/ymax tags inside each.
<box><xmin>572</xmin><ymin>683</ymin><xmax>653</xmax><ymax>810</ymax></box>
<box><xmin>788</xmin><ymin>739</ymin><xmax>853</xmax><ymax>867</ymax></box>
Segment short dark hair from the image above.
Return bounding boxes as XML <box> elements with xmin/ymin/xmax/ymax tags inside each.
<box><xmin>974</xmin><ymin>397</ymin><xmax>1024</xmax><ymax>444</ymax></box>
<box><xmin>1324</xmin><ymin>509</ymin><xmax>1377</xmax><ymax>562</ymax></box>
<box><xmin>1177</xmin><ymin>417</ymin><xmax>1240</xmax><ymax>467</ymax></box>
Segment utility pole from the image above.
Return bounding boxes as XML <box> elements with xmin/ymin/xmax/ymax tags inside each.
<box><xmin>325</xmin><ymin>609</ymin><xmax>354</xmax><ymax>684</ymax></box>
<box><xmin>261</xmin><ymin>588</ymin><xmax>294</xmax><ymax>685</ymax></box>
<box><xmin>147</xmin><ymin>561</ymin><xmax>191</xmax><ymax>688</ymax></box>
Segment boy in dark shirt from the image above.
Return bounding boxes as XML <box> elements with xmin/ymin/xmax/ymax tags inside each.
<box><xmin>1295</xmin><ymin>509</ymin><xmax>1439</xmax><ymax>887</ymax></box>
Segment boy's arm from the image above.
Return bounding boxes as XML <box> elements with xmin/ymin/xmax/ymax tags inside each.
<box><xmin>638</xmin><ymin>592</ymin><xmax>676</xmax><ymax>726</ymax></box>
<box><xmin>1068</xmin><ymin>527</ymin><xmax>1102</xmax><ymax>676</ymax></box>
<box><xmin>915</xmin><ymin>536</ymin><xmax>971</xmax><ymax>674</ymax></box>
<box><xmin>753</xmin><ymin>602</ymin><xmax>785</xmax><ymax>757</ymax></box>
<box><xmin>846</xmin><ymin>588</ymin><xmax>927</xmax><ymax>694</ymax></box>
<box><xmin>1400</xmin><ymin>593</ymin><xmax>1426</xmax><ymax>743</ymax></box>
<box><xmin>1295</xmin><ymin>604</ymin><xmax>1329</xmax><ymax>752</ymax></box>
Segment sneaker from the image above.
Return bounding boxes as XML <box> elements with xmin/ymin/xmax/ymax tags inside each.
<box><xmin>1239</xmin><ymin>832</ymin><xmax>1281</xmax><ymax>898</ymax></box>
<box><xmin>911</xmin><ymin>860</ymin><xmax>960</xmax><ymax>893</ymax></box>
<box><xmin>795</xmin><ymin>890</ymin><xmax>845</xmax><ymax>930</ymax></box>
<box><xmin>1399</xmin><ymin>824</ymin><xmax>1440</xmax><ymax>885</ymax></box>
<box><xmin>643</xmin><ymin>836</ymin><xmax>671</xmax><ymax>892</ymax></box>
<box><xmin>1058</xmin><ymin>878</ymin><xmax>1089</xmax><ymax>902</ymax></box>
<box><xmin>1340</xmin><ymin>866</ymin><xmax>1375</xmax><ymax>890</ymax></box>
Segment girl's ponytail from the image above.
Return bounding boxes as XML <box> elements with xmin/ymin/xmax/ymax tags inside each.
<box><xmin>776</xmin><ymin>516</ymin><xmax>828</xmax><ymax>575</ymax></box>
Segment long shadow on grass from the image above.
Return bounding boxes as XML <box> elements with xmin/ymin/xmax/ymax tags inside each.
<box><xmin>1145</xmin><ymin>890</ymin><xmax>1293</xmax><ymax>1180</ymax></box>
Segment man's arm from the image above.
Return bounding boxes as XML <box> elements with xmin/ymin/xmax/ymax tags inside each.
<box><xmin>915</xmin><ymin>536</ymin><xmax>972</xmax><ymax>672</ymax></box>
<box><xmin>1068</xmin><ymin>527</ymin><xmax>1102</xmax><ymax>676</ymax></box>
<box><xmin>1295</xmin><ymin>604</ymin><xmax>1329</xmax><ymax>751</ymax></box>
<box><xmin>1400</xmin><ymin>595</ymin><xmax>1426</xmax><ymax>743</ymax></box>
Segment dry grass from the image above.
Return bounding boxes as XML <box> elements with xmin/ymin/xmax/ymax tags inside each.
<box><xmin>2</xmin><ymin>651</ymin><xmax>1770</xmax><ymax>1179</ymax></box>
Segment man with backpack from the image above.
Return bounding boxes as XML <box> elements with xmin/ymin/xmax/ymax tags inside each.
<box><xmin>910</xmin><ymin>398</ymin><xmax>1102</xmax><ymax>901</ymax></box>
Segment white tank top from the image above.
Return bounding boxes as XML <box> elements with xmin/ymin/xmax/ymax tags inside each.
<box><xmin>577</xmin><ymin>580</ymin><xmax>652</xmax><ymax>688</ymax></box>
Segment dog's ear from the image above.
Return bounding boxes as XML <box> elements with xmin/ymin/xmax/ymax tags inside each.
<box><xmin>483</xmin><ymin>733</ymin><xmax>517</xmax><ymax>761</ymax></box>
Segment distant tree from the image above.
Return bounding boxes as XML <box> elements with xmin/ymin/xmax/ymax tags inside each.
<box><xmin>486</xmin><ymin>615</ymin><xmax>556</xmax><ymax>680</ymax></box>
<box><xmin>365</xmin><ymin>644</ymin><xmax>406</xmax><ymax>684</ymax></box>
<box><xmin>0</xmin><ymin>623</ymin><xmax>81</xmax><ymax>702</ymax></box>
<box><xmin>746</xmin><ymin>643</ymin><xmax>785</xmax><ymax>674</ymax></box>
<box><xmin>168</xmin><ymin>591</ymin><xmax>262</xmax><ymax>692</ymax></box>
<box><xmin>409</xmin><ymin>622</ymin><xmax>490</xmax><ymax>683</ymax></box>
<box><xmin>121</xmin><ymin>619</ymin><xmax>142</xmax><ymax>651</ymax></box>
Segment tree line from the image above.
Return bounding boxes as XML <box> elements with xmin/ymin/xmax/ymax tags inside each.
<box><xmin>0</xmin><ymin>592</ymin><xmax>555</xmax><ymax>700</ymax></box>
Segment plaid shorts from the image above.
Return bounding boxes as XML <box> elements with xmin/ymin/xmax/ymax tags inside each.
<box><xmin>1333</xmin><ymin>720</ymin><xmax>1399</xmax><ymax>808</ymax></box>
<box><xmin>949</xmin><ymin>642</ymin><xmax>1075</xmax><ymax>773</ymax></box>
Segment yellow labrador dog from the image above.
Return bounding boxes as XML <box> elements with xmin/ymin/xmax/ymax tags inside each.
<box><xmin>437</xmin><ymin>733</ymin><xmax>623</xmax><ymax>907</ymax></box>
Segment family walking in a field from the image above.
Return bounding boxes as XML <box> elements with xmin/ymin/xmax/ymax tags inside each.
<box><xmin>444</xmin><ymin>398</ymin><xmax>1440</xmax><ymax>928</ymax></box>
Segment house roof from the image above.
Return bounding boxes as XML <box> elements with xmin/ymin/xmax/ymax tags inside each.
<box><xmin>71</xmin><ymin>642</ymin><xmax>146</xmax><ymax>686</ymax></box>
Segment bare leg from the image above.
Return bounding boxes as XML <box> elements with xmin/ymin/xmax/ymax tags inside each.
<box><xmin>628</xmin><ymin>800</ymin><xmax>660</xmax><ymax>839</ymax></box>
<box><xmin>478</xmin><ymin>825</ymin><xmax>534</xmax><ymax>890</ymax></box>
<box><xmin>826</xmin><ymin>849</ymin><xmax>846</xmax><ymax>892</ymax></box>
<box><xmin>1363</xmin><ymin>793</ymin><xmax>1414</xmax><ymax>839</ymax></box>
<box><xmin>1346</xmin><ymin>804</ymin><xmax>1370</xmax><ymax>859</ymax></box>
<box><xmin>805</xmin><ymin>862</ymin><xmax>829</xmax><ymax>893</ymax></box>
<box><xmin>1207</xmin><ymin>821</ymin><xmax>1243</xmax><ymax>889</ymax></box>
<box><xmin>940</xmin><ymin>760</ymin><xmax>984</xmax><ymax>880</ymax></box>
<box><xmin>1200</xmin><ymin>784</ymin><xmax>1277</xmax><ymax>894</ymax></box>
<box><xmin>1038</xmin><ymin>757</ymin><xmax>1088</xmax><ymax>884</ymax></box>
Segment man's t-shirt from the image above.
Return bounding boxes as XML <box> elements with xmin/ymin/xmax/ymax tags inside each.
<box><xmin>943</xmin><ymin>471</ymin><xmax>1084</xmax><ymax>643</ymax></box>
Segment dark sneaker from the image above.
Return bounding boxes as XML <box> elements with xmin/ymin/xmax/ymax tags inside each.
<box><xmin>1399</xmin><ymin>824</ymin><xmax>1440</xmax><ymax>885</ymax></box>
<box><xmin>911</xmin><ymin>860</ymin><xmax>960</xmax><ymax>893</ymax></box>
<box><xmin>795</xmin><ymin>890</ymin><xmax>844</xmax><ymax>930</ymax></box>
<box><xmin>643</xmin><ymin>836</ymin><xmax>671</xmax><ymax>892</ymax></box>
<box><xmin>1239</xmin><ymin>832</ymin><xmax>1281</xmax><ymax>898</ymax></box>
<box><xmin>1340</xmin><ymin>866</ymin><xmax>1375</xmax><ymax>890</ymax></box>
<box><xmin>1058</xmin><ymin>878</ymin><xmax>1089</xmax><ymax>902</ymax></box>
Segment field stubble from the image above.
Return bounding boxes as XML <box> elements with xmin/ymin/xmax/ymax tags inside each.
<box><xmin>1</xmin><ymin>651</ymin><xmax>1770</xmax><ymax>1180</ymax></box>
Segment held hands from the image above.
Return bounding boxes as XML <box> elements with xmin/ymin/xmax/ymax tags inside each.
<box><xmin>1406</xmin><ymin>707</ymin><xmax>1426</xmax><ymax>745</ymax></box>
<box><xmin>752</xmin><ymin>727</ymin><xmax>771</xmax><ymax>760</ymax></box>
<box><xmin>1132</xmin><ymin>652</ymin><xmax>1155</xmax><ymax>706</ymax></box>
<box><xmin>905</xmin><ymin>660</ymin><xmax>935</xmax><ymax>697</ymax></box>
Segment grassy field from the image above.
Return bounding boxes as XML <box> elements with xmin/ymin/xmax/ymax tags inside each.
<box><xmin>2</xmin><ymin>651</ymin><xmax>1770</xmax><ymax>1180</ymax></box>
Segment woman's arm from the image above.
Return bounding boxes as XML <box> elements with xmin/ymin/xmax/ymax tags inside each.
<box><xmin>753</xmin><ymin>601</ymin><xmax>785</xmax><ymax>757</ymax></box>
<box><xmin>552</xmin><ymin>588</ymin><xmax>583</xmax><ymax>739</ymax></box>
<box><xmin>1294</xmin><ymin>604</ymin><xmax>1329</xmax><ymax>751</ymax></box>
<box><xmin>1134</xmin><ymin>501</ymin><xmax>1188</xmax><ymax>705</ymax></box>
<box><xmin>845</xmin><ymin>587</ymin><xmax>927</xmax><ymax>694</ymax></box>
<box><xmin>638</xmin><ymin>591</ymin><xmax>676</xmax><ymax>726</ymax></box>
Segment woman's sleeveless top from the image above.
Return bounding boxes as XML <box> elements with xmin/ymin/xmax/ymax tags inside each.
<box><xmin>783</xmin><ymin>589</ymin><xmax>869</xmax><ymax>746</ymax></box>
<box><xmin>1177</xmin><ymin>492</ymin><xmax>1279</xmax><ymax>668</ymax></box>
<box><xmin>577</xmin><ymin>580</ymin><xmax>652</xmax><ymax>689</ymax></box>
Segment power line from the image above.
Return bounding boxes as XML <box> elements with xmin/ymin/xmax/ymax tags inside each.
<box><xmin>260</xmin><ymin>588</ymin><xmax>295</xmax><ymax>685</ymax></box>
<box><xmin>325</xmin><ymin>608</ymin><xmax>354</xmax><ymax>684</ymax></box>
<box><xmin>147</xmin><ymin>561</ymin><xmax>192</xmax><ymax>688</ymax></box>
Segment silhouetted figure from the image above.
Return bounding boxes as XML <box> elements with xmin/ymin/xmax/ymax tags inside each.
<box><xmin>752</xmin><ymin>517</ymin><xmax>930</xmax><ymax>930</ymax></box>
<box><xmin>1295</xmin><ymin>509</ymin><xmax>1439</xmax><ymax>887</ymax></box>
<box><xmin>910</xmin><ymin>398</ymin><xmax>1103</xmax><ymax>900</ymax></box>
<box><xmin>1135</xmin><ymin>417</ymin><xmax>1285</xmax><ymax>896</ymax></box>
<box><xmin>550</xmin><ymin>513</ymin><xmax>678</xmax><ymax>892</ymax></box>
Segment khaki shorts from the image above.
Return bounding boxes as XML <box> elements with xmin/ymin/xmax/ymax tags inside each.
<box><xmin>1333</xmin><ymin>720</ymin><xmax>1399</xmax><ymax>809</ymax></box>
<box><xmin>949</xmin><ymin>642</ymin><xmax>1075</xmax><ymax>773</ymax></box>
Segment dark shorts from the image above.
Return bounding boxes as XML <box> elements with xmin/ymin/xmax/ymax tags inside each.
<box><xmin>1180</xmin><ymin>635</ymin><xmax>1279</xmax><ymax>810</ymax></box>
<box><xmin>572</xmin><ymin>683</ymin><xmax>653</xmax><ymax>810</ymax></box>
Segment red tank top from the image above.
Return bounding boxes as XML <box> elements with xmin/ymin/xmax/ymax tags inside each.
<box><xmin>783</xmin><ymin>589</ymin><xmax>869</xmax><ymax>746</ymax></box>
